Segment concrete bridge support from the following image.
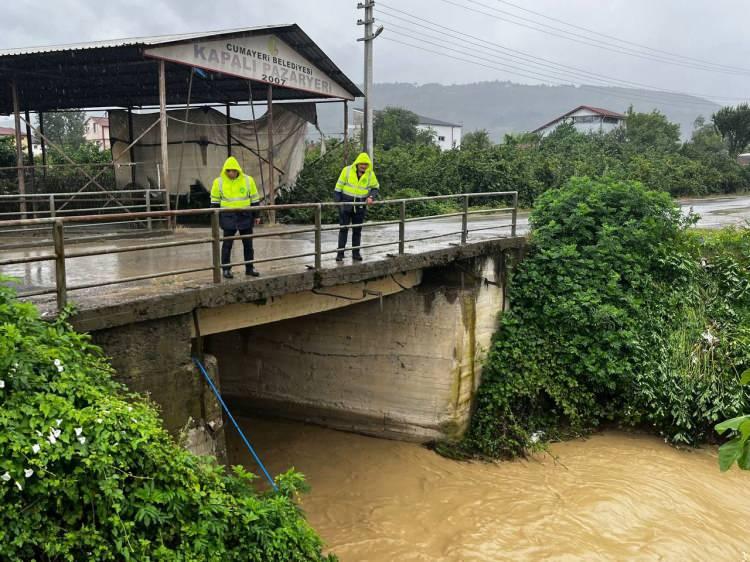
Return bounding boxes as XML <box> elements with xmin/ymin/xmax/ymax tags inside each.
<box><xmin>207</xmin><ymin>256</ymin><xmax>508</xmax><ymax>442</ymax></box>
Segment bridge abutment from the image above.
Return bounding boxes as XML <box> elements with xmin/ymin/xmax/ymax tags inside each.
<box><xmin>207</xmin><ymin>256</ymin><xmax>507</xmax><ymax>442</ymax></box>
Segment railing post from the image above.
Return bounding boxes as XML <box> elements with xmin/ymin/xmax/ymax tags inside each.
<box><xmin>461</xmin><ymin>194</ymin><xmax>469</xmax><ymax>244</ymax></box>
<box><xmin>145</xmin><ymin>188</ymin><xmax>152</xmax><ymax>231</ymax></box>
<box><xmin>211</xmin><ymin>210</ymin><xmax>222</xmax><ymax>283</ymax></box>
<box><xmin>511</xmin><ymin>191</ymin><xmax>518</xmax><ymax>237</ymax></box>
<box><xmin>52</xmin><ymin>220</ymin><xmax>67</xmax><ymax>310</ymax></box>
<box><xmin>314</xmin><ymin>204</ymin><xmax>322</xmax><ymax>270</ymax></box>
<box><xmin>48</xmin><ymin>194</ymin><xmax>55</xmax><ymax>219</ymax></box>
<box><xmin>399</xmin><ymin>199</ymin><xmax>406</xmax><ymax>254</ymax></box>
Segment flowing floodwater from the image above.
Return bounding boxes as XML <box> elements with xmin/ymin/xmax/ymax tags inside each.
<box><xmin>228</xmin><ymin>418</ymin><xmax>750</xmax><ymax>561</ymax></box>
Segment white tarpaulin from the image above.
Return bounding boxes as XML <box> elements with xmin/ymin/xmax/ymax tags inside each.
<box><xmin>109</xmin><ymin>104</ymin><xmax>315</xmax><ymax>197</ymax></box>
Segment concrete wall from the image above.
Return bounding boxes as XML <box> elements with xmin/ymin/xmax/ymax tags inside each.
<box><xmin>207</xmin><ymin>256</ymin><xmax>508</xmax><ymax>442</ymax></box>
<box><xmin>90</xmin><ymin>314</ymin><xmax>226</xmax><ymax>462</ymax></box>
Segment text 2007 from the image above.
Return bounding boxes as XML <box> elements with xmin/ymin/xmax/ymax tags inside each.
<box><xmin>262</xmin><ymin>75</ymin><xmax>287</xmax><ymax>85</ymax></box>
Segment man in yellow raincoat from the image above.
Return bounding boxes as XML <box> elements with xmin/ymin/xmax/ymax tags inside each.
<box><xmin>334</xmin><ymin>152</ymin><xmax>380</xmax><ymax>261</ymax></box>
<box><xmin>210</xmin><ymin>156</ymin><xmax>261</xmax><ymax>279</ymax></box>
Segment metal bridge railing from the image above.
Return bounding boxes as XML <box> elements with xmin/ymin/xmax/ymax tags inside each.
<box><xmin>0</xmin><ymin>191</ymin><xmax>518</xmax><ymax>312</ymax></box>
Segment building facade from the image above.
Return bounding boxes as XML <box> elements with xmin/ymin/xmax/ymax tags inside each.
<box><xmin>532</xmin><ymin>105</ymin><xmax>625</xmax><ymax>137</ymax></box>
<box><xmin>351</xmin><ymin>108</ymin><xmax>462</xmax><ymax>150</ymax></box>
<box><xmin>84</xmin><ymin>116</ymin><xmax>111</xmax><ymax>150</ymax></box>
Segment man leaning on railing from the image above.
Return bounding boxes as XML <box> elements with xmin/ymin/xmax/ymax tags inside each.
<box><xmin>334</xmin><ymin>152</ymin><xmax>380</xmax><ymax>262</ymax></box>
<box><xmin>210</xmin><ymin>156</ymin><xmax>261</xmax><ymax>279</ymax></box>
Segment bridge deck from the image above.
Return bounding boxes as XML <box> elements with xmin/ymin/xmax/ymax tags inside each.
<box><xmin>1</xmin><ymin>214</ymin><xmax>527</xmax><ymax>330</ymax></box>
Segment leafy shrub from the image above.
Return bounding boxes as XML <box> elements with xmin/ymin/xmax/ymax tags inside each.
<box><xmin>0</xmin><ymin>283</ymin><xmax>335</xmax><ymax>561</ymax></box>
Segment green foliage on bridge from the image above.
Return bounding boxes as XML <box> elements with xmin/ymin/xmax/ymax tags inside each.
<box><xmin>449</xmin><ymin>176</ymin><xmax>750</xmax><ymax>459</ymax></box>
<box><xmin>0</xmin><ymin>283</ymin><xmax>336</xmax><ymax>561</ymax></box>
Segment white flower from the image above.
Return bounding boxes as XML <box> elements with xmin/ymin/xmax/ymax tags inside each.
<box><xmin>53</xmin><ymin>359</ymin><xmax>61</xmax><ymax>367</ymax></box>
<box><xmin>127</xmin><ymin>406</ymin><xmax>133</xmax><ymax>412</ymax></box>
<box><xmin>15</xmin><ymin>481</ymin><xmax>22</xmax><ymax>491</ymax></box>
<box><xmin>56</xmin><ymin>364</ymin><xmax>64</xmax><ymax>373</ymax></box>
<box><xmin>47</xmin><ymin>434</ymin><xmax>57</xmax><ymax>445</ymax></box>
<box><xmin>24</xmin><ymin>469</ymin><xmax>33</xmax><ymax>478</ymax></box>
<box><xmin>52</xmin><ymin>429</ymin><xmax>61</xmax><ymax>439</ymax></box>
<box><xmin>96</xmin><ymin>418</ymin><xmax>103</xmax><ymax>424</ymax></box>
<box><xmin>1</xmin><ymin>472</ymin><xmax>10</xmax><ymax>482</ymax></box>
<box><xmin>0</xmin><ymin>380</ymin><xmax>4</xmax><ymax>389</ymax></box>
<box><xmin>78</xmin><ymin>436</ymin><xmax>86</xmax><ymax>445</ymax></box>
<box><xmin>55</xmin><ymin>419</ymin><xmax>62</xmax><ymax>427</ymax></box>
<box><xmin>131</xmin><ymin>418</ymin><xmax>138</xmax><ymax>424</ymax></box>
<box><xmin>74</xmin><ymin>427</ymin><xmax>83</xmax><ymax>436</ymax></box>
<box><xmin>31</xmin><ymin>444</ymin><xmax>40</xmax><ymax>454</ymax></box>
<box><xmin>702</xmin><ymin>331</ymin><xmax>717</xmax><ymax>346</ymax></box>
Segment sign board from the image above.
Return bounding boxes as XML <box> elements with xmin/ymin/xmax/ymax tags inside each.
<box><xmin>145</xmin><ymin>33</ymin><xmax>353</xmax><ymax>100</ymax></box>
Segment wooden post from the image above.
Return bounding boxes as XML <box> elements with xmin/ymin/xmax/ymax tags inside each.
<box><xmin>267</xmin><ymin>84</ymin><xmax>275</xmax><ymax>224</ymax></box>
<box><xmin>343</xmin><ymin>100</ymin><xmax>349</xmax><ymax>166</ymax></box>
<box><xmin>158</xmin><ymin>61</ymin><xmax>172</xmax><ymax>222</ymax></box>
<box><xmin>39</xmin><ymin>112</ymin><xmax>47</xmax><ymax>178</ymax></box>
<box><xmin>226</xmin><ymin>103</ymin><xmax>232</xmax><ymax>157</ymax></box>
<box><xmin>24</xmin><ymin>110</ymin><xmax>35</xmax><ymax>216</ymax></box>
<box><xmin>127</xmin><ymin>107</ymin><xmax>137</xmax><ymax>185</ymax></box>
<box><xmin>11</xmin><ymin>80</ymin><xmax>27</xmax><ymax>219</ymax></box>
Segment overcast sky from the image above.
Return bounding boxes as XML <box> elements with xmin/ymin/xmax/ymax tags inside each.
<box><xmin>2</xmin><ymin>0</ymin><xmax>748</xmax><ymax>105</ymax></box>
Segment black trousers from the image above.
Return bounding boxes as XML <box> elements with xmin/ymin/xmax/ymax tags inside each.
<box><xmin>337</xmin><ymin>204</ymin><xmax>367</xmax><ymax>255</ymax></box>
<box><xmin>221</xmin><ymin>224</ymin><xmax>254</xmax><ymax>272</ymax></box>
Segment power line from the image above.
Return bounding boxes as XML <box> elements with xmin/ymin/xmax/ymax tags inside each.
<box><xmin>377</xmin><ymin>11</ymin><xmax>745</xmax><ymax>103</ymax></box>
<box><xmin>490</xmin><ymin>0</ymin><xmax>750</xmax><ymax>74</ymax></box>
<box><xmin>379</xmin><ymin>33</ymin><xmax>723</xmax><ymax>112</ymax></box>
<box><xmin>434</xmin><ymin>0</ymin><xmax>750</xmax><ymax>77</ymax></box>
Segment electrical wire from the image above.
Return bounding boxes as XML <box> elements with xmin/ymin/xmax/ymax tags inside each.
<box><xmin>489</xmin><ymin>0</ymin><xmax>750</xmax><ymax>74</ymax></box>
<box><xmin>438</xmin><ymin>0</ymin><xmax>750</xmax><ymax>77</ymax></box>
<box><xmin>376</xmin><ymin>7</ymin><xmax>748</xmax><ymax>102</ymax></box>
<box><xmin>379</xmin><ymin>33</ymin><xmax>724</xmax><ymax>111</ymax></box>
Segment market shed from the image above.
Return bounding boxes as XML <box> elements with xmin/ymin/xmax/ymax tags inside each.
<box><xmin>0</xmin><ymin>25</ymin><xmax>362</xmax><ymax>219</ymax></box>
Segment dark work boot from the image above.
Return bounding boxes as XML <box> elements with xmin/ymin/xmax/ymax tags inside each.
<box><xmin>336</xmin><ymin>252</ymin><xmax>345</xmax><ymax>262</ymax></box>
<box><xmin>246</xmin><ymin>269</ymin><xmax>260</xmax><ymax>277</ymax></box>
<box><xmin>222</xmin><ymin>269</ymin><xmax>234</xmax><ymax>279</ymax></box>
<box><xmin>352</xmin><ymin>253</ymin><xmax>363</xmax><ymax>261</ymax></box>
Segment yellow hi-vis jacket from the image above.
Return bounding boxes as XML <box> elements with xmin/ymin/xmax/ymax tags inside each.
<box><xmin>210</xmin><ymin>156</ymin><xmax>261</xmax><ymax>208</ymax></box>
<box><xmin>334</xmin><ymin>152</ymin><xmax>380</xmax><ymax>200</ymax></box>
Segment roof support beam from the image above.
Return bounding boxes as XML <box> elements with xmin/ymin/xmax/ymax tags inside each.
<box><xmin>11</xmin><ymin>80</ymin><xmax>27</xmax><ymax>219</ymax></box>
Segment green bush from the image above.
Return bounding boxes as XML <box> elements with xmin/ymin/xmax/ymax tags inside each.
<box><xmin>456</xmin><ymin>177</ymin><xmax>750</xmax><ymax>459</ymax></box>
<box><xmin>0</xmin><ymin>283</ymin><xmax>335</xmax><ymax>561</ymax></box>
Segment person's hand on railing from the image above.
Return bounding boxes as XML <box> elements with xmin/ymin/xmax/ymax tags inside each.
<box><xmin>366</xmin><ymin>196</ymin><xmax>374</xmax><ymax>206</ymax></box>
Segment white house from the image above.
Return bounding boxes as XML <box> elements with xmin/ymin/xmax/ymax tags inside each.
<box><xmin>532</xmin><ymin>105</ymin><xmax>625</xmax><ymax>137</ymax></box>
<box><xmin>84</xmin><ymin>116</ymin><xmax>111</xmax><ymax>150</ymax></box>
<box><xmin>351</xmin><ymin>108</ymin><xmax>462</xmax><ymax>150</ymax></box>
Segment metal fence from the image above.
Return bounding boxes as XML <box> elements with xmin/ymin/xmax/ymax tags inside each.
<box><xmin>0</xmin><ymin>191</ymin><xmax>518</xmax><ymax>311</ymax></box>
<box><xmin>0</xmin><ymin>189</ymin><xmax>169</xmax><ymax>236</ymax></box>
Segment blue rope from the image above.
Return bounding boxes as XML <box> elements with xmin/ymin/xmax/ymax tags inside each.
<box><xmin>192</xmin><ymin>356</ymin><xmax>278</xmax><ymax>492</ymax></box>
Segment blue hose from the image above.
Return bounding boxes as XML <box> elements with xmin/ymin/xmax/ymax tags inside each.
<box><xmin>192</xmin><ymin>356</ymin><xmax>278</xmax><ymax>492</ymax></box>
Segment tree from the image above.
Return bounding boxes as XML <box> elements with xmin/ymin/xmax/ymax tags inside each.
<box><xmin>373</xmin><ymin>107</ymin><xmax>435</xmax><ymax>149</ymax></box>
<box><xmin>39</xmin><ymin>111</ymin><xmax>86</xmax><ymax>149</ymax></box>
<box><xmin>713</xmin><ymin>103</ymin><xmax>750</xmax><ymax>157</ymax></box>
<box><xmin>621</xmin><ymin>107</ymin><xmax>681</xmax><ymax>152</ymax></box>
<box><xmin>462</xmin><ymin>129</ymin><xmax>493</xmax><ymax>151</ymax></box>
<box><xmin>682</xmin><ymin>115</ymin><xmax>727</xmax><ymax>158</ymax></box>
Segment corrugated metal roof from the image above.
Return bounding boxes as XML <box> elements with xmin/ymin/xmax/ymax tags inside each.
<box><xmin>0</xmin><ymin>25</ymin><xmax>293</xmax><ymax>57</ymax></box>
<box><xmin>0</xmin><ymin>25</ymin><xmax>362</xmax><ymax>112</ymax></box>
<box><xmin>415</xmin><ymin>113</ymin><xmax>462</xmax><ymax>128</ymax></box>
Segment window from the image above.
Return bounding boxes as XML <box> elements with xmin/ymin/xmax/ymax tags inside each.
<box><xmin>438</xmin><ymin>135</ymin><xmax>446</xmax><ymax>141</ymax></box>
<box><xmin>572</xmin><ymin>115</ymin><xmax>596</xmax><ymax>123</ymax></box>
<box><xmin>603</xmin><ymin>117</ymin><xmax>620</xmax><ymax>124</ymax></box>
<box><xmin>92</xmin><ymin>122</ymin><xmax>98</xmax><ymax>132</ymax></box>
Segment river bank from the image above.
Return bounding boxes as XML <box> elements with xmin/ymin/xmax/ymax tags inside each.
<box><xmin>229</xmin><ymin>417</ymin><xmax>750</xmax><ymax>561</ymax></box>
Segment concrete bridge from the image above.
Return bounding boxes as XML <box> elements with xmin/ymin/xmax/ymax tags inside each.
<box><xmin>1</xmin><ymin>194</ymin><xmax>526</xmax><ymax>459</ymax></box>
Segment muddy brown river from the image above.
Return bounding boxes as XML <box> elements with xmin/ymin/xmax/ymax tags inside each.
<box><xmin>228</xmin><ymin>418</ymin><xmax>749</xmax><ymax>561</ymax></box>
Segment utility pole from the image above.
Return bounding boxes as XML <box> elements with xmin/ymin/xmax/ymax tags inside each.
<box><xmin>357</xmin><ymin>1</ymin><xmax>383</xmax><ymax>159</ymax></box>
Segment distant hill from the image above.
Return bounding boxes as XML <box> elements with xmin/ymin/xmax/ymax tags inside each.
<box><xmin>316</xmin><ymin>81</ymin><xmax>722</xmax><ymax>142</ymax></box>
